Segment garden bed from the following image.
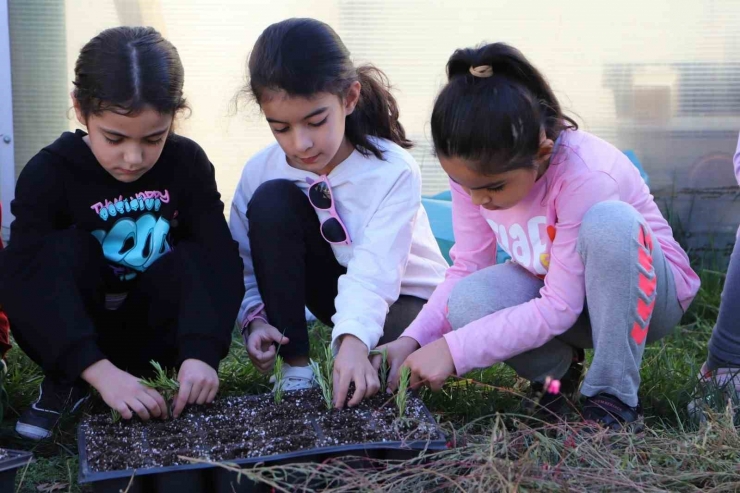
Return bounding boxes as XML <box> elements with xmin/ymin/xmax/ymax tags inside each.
<box><xmin>79</xmin><ymin>388</ymin><xmax>446</xmax><ymax>492</ymax></box>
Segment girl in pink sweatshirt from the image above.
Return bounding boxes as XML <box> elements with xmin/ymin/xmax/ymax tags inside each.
<box><xmin>374</xmin><ymin>42</ymin><xmax>700</xmax><ymax>430</ymax></box>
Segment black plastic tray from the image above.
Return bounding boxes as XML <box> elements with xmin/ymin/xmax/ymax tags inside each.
<box><xmin>78</xmin><ymin>396</ymin><xmax>447</xmax><ymax>493</ymax></box>
<box><xmin>0</xmin><ymin>449</ymin><xmax>34</xmax><ymax>493</ymax></box>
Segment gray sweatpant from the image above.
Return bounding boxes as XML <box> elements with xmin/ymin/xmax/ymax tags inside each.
<box><xmin>707</xmin><ymin>226</ymin><xmax>740</xmax><ymax>369</ymax></box>
<box><xmin>447</xmin><ymin>201</ymin><xmax>685</xmax><ymax>407</ymax></box>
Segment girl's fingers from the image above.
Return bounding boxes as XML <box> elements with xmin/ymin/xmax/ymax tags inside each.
<box><xmin>173</xmin><ymin>381</ymin><xmax>192</xmax><ymax>418</ymax></box>
<box><xmin>365</xmin><ymin>371</ymin><xmax>381</xmax><ymax>397</ymax></box>
<box><xmin>129</xmin><ymin>398</ymin><xmax>150</xmax><ymax>421</ymax></box>
<box><xmin>258</xmin><ymin>344</ymin><xmax>276</xmax><ymax>362</ymax></box>
<box><xmin>347</xmin><ymin>372</ymin><xmax>366</xmax><ymax>407</ymax></box>
<box><xmin>206</xmin><ymin>385</ymin><xmax>218</xmax><ymax>404</ymax></box>
<box><xmin>195</xmin><ymin>385</ymin><xmax>210</xmax><ymax>405</ymax></box>
<box><xmin>137</xmin><ymin>392</ymin><xmax>162</xmax><ymax>418</ymax></box>
<box><xmin>387</xmin><ymin>363</ymin><xmax>401</xmax><ymax>392</ymax></box>
<box><xmin>334</xmin><ymin>371</ymin><xmax>352</xmax><ymax>409</ymax></box>
<box><xmin>188</xmin><ymin>381</ymin><xmax>203</xmax><ymax>404</ymax></box>
<box><xmin>145</xmin><ymin>388</ymin><xmax>168</xmax><ymax>416</ymax></box>
<box><xmin>409</xmin><ymin>368</ymin><xmax>423</xmax><ymax>390</ymax></box>
<box><xmin>116</xmin><ymin>403</ymin><xmax>133</xmax><ymax>421</ymax></box>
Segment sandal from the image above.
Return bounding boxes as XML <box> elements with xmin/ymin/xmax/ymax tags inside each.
<box><xmin>581</xmin><ymin>393</ymin><xmax>644</xmax><ymax>433</ymax></box>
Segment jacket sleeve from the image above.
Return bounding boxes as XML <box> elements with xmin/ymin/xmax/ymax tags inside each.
<box><xmin>330</xmin><ymin>167</ymin><xmax>422</xmax><ymax>353</ymax></box>
<box><xmin>7</xmin><ymin>152</ymin><xmax>71</xmax><ymax>251</ymax></box>
<box><xmin>173</xmin><ymin>144</ymin><xmax>245</xmax><ymax>369</ymax></box>
<box><xmin>228</xmin><ymin>165</ymin><xmax>267</xmax><ymax>334</ymax></box>
<box><xmin>401</xmin><ymin>180</ymin><xmax>498</xmax><ymax>346</ymax></box>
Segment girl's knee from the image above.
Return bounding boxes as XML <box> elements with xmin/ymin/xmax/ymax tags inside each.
<box><xmin>248</xmin><ymin>179</ymin><xmax>308</xmax><ymax>224</ymax></box>
<box><xmin>578</xmin><ymin>201</ymin><xmax>644</xmax><ymax>255</ymax></box>
<box><xmin>446</xmin><ymin>274</ymin><xmax>498</xmax><ymax>330</ymax></box>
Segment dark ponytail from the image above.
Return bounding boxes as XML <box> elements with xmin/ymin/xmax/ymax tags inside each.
<box><xmin>245</xmin><ymin>18</ymin><xmax>411</xmax><ymax>159</ymax></box>
<box><xmin>73</xmin><ymin>26</ymin><xmax>188</xmax><ymax>119</ymax></box>
<box><xmin>431</xmin><ymin>42</ymin><xmax>577</xmax><ymax>174</ymax></box>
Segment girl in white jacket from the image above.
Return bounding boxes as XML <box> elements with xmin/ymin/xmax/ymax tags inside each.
<box><xmin>230</xmin><ymin>18</ymin><xmax>447</xmax><ymax>408</ymax></box>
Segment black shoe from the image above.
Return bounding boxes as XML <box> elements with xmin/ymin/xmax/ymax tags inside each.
<box><xmin>16</xmin><ymin>378</ymin><xmax>89</xmax><ymax>441</ymax></box>
<box><xmin>524</xmin><ymin>349</ymin><xmax>585</xmax><ymax>422</ymax></box>
<box><xmin>581</xmin><ymin>393</ymin><xmax>644</xmax><ymax>433</ymax></box>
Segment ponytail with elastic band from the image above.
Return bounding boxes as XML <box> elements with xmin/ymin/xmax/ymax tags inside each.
<box><xmin>469</xmin><ymin>65</ymin><xmax>494</xmax><ymax>78</ymax></box>
<box><xmin>431</xmin><ymin>42</ymin><xmax>578</xmax><ymax>176</ymax></box>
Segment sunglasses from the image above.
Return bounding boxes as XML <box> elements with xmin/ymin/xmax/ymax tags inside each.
<box><xmin>306</xmin><ymin>176</ymin><xmax>352</xmax><ymax>246</ymax></box>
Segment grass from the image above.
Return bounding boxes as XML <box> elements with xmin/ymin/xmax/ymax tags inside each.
<box><xmin>272</xmin><ymin>355</ymin><xmax>285</xmax><ymax>404</ymax></box>
<box><xmin>0</xmin><ymin>266</ymin><xmax>735</xmax><ymax>491</ymax></box>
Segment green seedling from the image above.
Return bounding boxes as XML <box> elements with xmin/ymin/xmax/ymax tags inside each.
<box><xmin>396</xmin><ymin>366</ymin><xmax>411</xmax><ymax>419</ymax></box>
<box><xmin>110</xmin><ymin>409</ymin><xmax>121</xmax><ymax>424</ymax></box>
<box><xmin>139</xmin><ymin>360</ymin><xmax>180</xmax><ymax>418</ymax></box>
<box><xmin>369</xmin><ymin>348</ymin><xmax>389</xmax><ymax>394</ymax></box>
<box><xmin>310</xmin><ymin>344</ymin><xmax>334</xmax><ymax>410</ymax></box>
<box><xmin>273</xmin><ymin>355</ymin><xmax>285</xmax><ymax>404</ymax></box>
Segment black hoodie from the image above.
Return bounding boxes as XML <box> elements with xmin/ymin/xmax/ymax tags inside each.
<box><xmin>3</xmin><ymin>130</ymin><xmax>244</xmax><ymax>377</ymax></box>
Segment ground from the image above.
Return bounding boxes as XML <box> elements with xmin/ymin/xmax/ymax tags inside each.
<box><xmin>0</xmin><ymin>266</ymin><xmax>736</xmax><ymax>491</ymax></box>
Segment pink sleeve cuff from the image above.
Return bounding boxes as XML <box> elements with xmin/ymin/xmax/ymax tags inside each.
<box><xmin>400</xmin><ymin>303</ymin><xmax>452</xmax><ymax>347</ymax></box>
<box><xmin>241</xmin><ymin>303</ymin><xmax>268</xmax><ymax>335</ymax></box>
<box><xmin>443</xmin><ymin>330</ymin><xmax>469</xmax><ymax>376</ymax></box>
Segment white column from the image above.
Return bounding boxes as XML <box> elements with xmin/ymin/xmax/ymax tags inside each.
<box><xmin>0</xmin><ymin>0</ymin><xmax>15</xmax><ymax>244</ymax></box>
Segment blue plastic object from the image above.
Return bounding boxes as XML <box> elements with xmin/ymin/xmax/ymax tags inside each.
<box><xmin>422</xmin><ymin>150</ymin><xmax>650</xmax><ymax>263</ymax></box>
<box><xmin>622</xmin><ymin>150</ymin><xmax>650</xmax><ymax>187</ymax></box>
<box><xmin>422</xmin><ymin>198</ymin><xmax>510</xmax><ymax>265</ymax></box>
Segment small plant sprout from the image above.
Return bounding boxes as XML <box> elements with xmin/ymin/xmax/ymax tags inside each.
<box><xmin>310</xmin><ymin>344</ymin><xmax>334</xmax><ymax>410</ymax></box>
<box><xmin>396</xmin><ymin>366</ymin><xmax>411</xmax><ymax>419</ymax></box>
<box><xmin>273</xmin><ymin>355</ymin><xmax>285</xmax><ymax>404</ymax></box>
<box><xmin>140</xmin><ymin>360</ymin><xmax>180</xmax><ymax>418</ymax></box>
<box><xmin>110</xmin><ymin>409</ymin><xmax>121</xmax><ymax>424</ymax></box>
<box><xmin>369</xmin><ymin>348</ymin><xmax>389</xmax><ymax>393</ymax></box>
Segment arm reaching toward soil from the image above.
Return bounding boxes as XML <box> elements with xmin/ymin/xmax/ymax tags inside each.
<box><xmin>82</xmin><ymin>360</ymin><xmax>168</xmax><ymax>421</ymax></box>
<box><xmin>173</xmin><ymin>359</ymin><xmax>219</xmax><ymax>418</ymax></box>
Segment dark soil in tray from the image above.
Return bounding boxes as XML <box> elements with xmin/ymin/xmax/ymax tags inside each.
<box><xmin>83</xmin><ymin>388</ymin><xmax>440</xmax><ymax>472</ymax></box>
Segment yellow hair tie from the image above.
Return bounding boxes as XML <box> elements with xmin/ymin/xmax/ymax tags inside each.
<box><xmin>469</xmin><ymin>65</ymin><xmax>494</xmax><ymax>78</ymax></box>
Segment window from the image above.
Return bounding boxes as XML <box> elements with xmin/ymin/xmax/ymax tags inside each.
<box><xmin>7</xmin><ymin>0</ymin><xmax>740</xmax><ymax>255</ymax></box>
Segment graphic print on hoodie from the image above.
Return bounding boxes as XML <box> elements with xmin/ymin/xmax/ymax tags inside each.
<box><xmin>7</xmin><ymin>129</ymin><xmax>223</xmax><ymax>288</ymax></box>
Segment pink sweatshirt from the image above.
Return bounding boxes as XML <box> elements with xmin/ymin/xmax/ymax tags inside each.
<box><xmin>403</xmin><ymin>130</ymin><xmax>700</xmax><ymax>376</ymax></box>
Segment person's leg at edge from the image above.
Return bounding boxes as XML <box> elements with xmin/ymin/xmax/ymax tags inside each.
<box><xmin>1</xmin><ymin>230</ymin><xmax>108</xmax><ymax>439</ymax></box>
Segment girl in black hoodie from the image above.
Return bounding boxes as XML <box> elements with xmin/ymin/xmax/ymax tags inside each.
<box><xmin>0</xmin><ymin>26</ymin><xmax>244</xmax><ymax>440</ymax></box>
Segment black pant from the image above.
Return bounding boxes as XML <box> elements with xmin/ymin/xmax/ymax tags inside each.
<box><xmin>248</xmin><ymin>179</ymin><xmax>426</xmax><ymax>359</ymax></box>
<box><xmin>0</xmin><ymin>229</ymin><xmax>242</xmax><ymax>385</ymax></box>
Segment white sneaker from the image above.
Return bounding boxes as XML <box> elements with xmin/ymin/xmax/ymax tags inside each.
<box><xmin>688</xmin><ymin>362</ymin><xmax>740</xmax><ymax>424</ymax></box>
<box><xmin>273</xmin><ymin>364</ymin><xmax>316</xmax><ymax>392</ymax></box>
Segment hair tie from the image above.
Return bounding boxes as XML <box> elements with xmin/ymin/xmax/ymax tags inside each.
<box><xmin>469</xmin><ymin>65</ymin><xmax>494</xmax><ymax>78</ymax></box>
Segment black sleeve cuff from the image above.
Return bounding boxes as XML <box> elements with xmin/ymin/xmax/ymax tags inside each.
<box><xmin>177</xmin><ymin>336</ymin><xmax>225</xmax><ymax>371</ymax></box>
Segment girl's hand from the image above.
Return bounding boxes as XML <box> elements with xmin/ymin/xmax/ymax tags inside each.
<box><xmin>333</xmin><ymin>335</ymin><xmax>380</xmax><ymax>408</ymax></box>
<box><xmin>245</xmin><ymin>320</ymin><xmax>290</xmax><ymax>373</ymax></box>
<box><xmin>173</xmin><ymin>359</ymin><xmax>219</xmax><ymax>418</ymax></box>
<box><xmin>371</xmin><ymin>336</ymin><xmax>420</xmax><ymax>392</ymax></box>
<box><xmin>82</xmin><ymin>359</ymin><xmax>167</xmax><ymax>421</ymax></box>
<box><xmin>402</xmin><ymin>338</ymin><xmax>457</xmax><ymax>392</ymax></box>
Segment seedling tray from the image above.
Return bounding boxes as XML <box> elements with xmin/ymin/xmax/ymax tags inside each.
<box><xmin>0</xmin><ymin>449</ymin><xmax>33</xmax><ymax>493</ymax></box>
<box><xmin>78</xmin><ymin>390</ymin><xmax>446</xmax><ymax>493</ymax></box>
